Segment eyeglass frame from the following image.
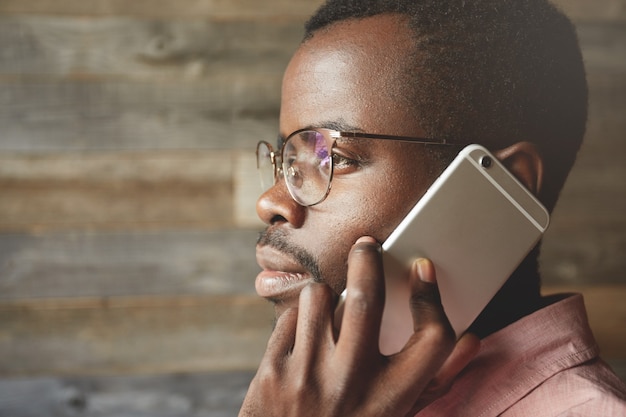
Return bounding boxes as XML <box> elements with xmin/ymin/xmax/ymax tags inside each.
<box><xmin>256</xmin><ymin>127</ymin><xmax>462</xmax><ymax>207</ymax></box>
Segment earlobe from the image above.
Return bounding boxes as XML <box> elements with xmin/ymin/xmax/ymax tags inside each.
<box><xmin>493</xmin><ymin>142</ymin><xmax>544</xmax><ymax>195</ymax></box>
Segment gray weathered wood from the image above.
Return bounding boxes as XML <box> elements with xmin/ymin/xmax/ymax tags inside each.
<box><xmin>0</xmin><ymin>17</ymin><xmax>303</xmax><ymax>77</ymax></box>
<box><xmin>0</xmin><ymin>294</ymin><xmax>273</xmax><ymax>375</ymax></box>
<box><xmin>0</xmin><ymin>16</ymin><xmax>301</xmax><ymax>151</ymax></box>
<box><xmin>0</xmin><ymin>371</ymin><xmax>255</xmax><ymax>417</ymax></box>
<box><xmin>0</xmin><ymin>79</ymin><xmax>280</xmax><ymax>152</ymax></box>
<box><xmin>578</xmin><ymin>22</ymin><xmax>626</xmax><ymax>72</ymax></box>
<box><xmin>0</xmin><ymin>0</ymin><xmax>325</xmax><ymax>20</ymax></box>
<box><xmin>0</xmin><ymin>230</ymin><xmax>260</xmax><ymax>299</ymax></box>
<box><xmin>0</xmin><ymin>151</ymin><xmax>239</xmax><ymax>231</ymax></box>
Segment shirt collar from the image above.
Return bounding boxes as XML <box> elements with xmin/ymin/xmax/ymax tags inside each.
<box><xmin>419</xmin><ymin>294</ymin><xmax>599</xmax><ymax>416</ymax></box>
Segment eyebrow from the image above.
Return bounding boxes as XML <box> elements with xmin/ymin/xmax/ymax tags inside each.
<box><xmin>278</xmin><ymin>120</ymin><xmax>365</xmax><ymax>147</ymax></box>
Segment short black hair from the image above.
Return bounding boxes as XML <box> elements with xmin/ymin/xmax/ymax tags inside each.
<box><xmin>304</xmin><ymin>0</ymin><xmax>588</xmax><ymax>212</ymax></box>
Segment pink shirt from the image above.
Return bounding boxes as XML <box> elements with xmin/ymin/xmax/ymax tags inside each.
<box><xmin>418</xmin><ymin>294</ymin><xmax>626</xmax><ymax>416</ymax></box>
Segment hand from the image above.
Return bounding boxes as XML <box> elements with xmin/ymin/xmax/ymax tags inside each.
<box><xmin>239</xmin><ymin>236</ymin><xmax>480</xmax><ymax>417</ymax></box>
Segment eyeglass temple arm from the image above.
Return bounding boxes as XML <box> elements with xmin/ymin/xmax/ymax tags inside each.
<box><xmin>334</xmin><ymin>131</ymin><xmax>460</xmax><ymax>146</ymax></box>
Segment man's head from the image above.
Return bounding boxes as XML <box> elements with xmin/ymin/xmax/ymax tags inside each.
<box><xmin>255</xmin><ymin>0</ymin><xmax>586</xmax><ymax>323</ymax></box>
<box><xmin>304</xmin><ymin>0</ymin><xmax>588</xmax><ymax>213</ymax></box>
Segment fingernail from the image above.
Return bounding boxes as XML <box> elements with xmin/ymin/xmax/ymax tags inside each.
<box><xmin>355</xmin><ymin>236</ymin><xmax>377</xmax><ymax>244</ymax></box>
<box><xmin>414</xmin><ymin>258</ymin><xmax>436</xmax><ymax>283</ymax></box>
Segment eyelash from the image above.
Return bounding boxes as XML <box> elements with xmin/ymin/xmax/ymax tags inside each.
<box><xmin>331</xmin><ymin>152</ymin><xmax>361</xmax><ymax>170</ymax></box>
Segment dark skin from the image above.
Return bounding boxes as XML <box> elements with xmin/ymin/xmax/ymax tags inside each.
<box><xmin>242</xmin><ymin>14</ymin><xmax>544</xmax><ymax>417</ymax></box>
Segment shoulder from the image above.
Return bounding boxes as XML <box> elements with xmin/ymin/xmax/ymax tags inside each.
<box><xmin>503</xmin><ymin>358</ymin><xmax>626</xmax><ymax>417</ymax></box>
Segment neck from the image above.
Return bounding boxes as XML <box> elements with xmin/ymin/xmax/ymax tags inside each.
<box><xmin>468</xmin><ymin>245</ymin><xmax>544</xmax><ymax>339</ymax></box>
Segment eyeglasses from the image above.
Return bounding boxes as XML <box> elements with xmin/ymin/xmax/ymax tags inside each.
<box><xmin>256</xmin><ymin>128</ymin><xmax>458</xmax><ymax>206</ymax></box>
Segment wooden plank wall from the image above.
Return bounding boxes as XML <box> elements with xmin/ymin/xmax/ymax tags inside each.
<box><xmin>0</xmin><ymin>0</ymin><xmax>624</xmax><ymax>395</ymax></box>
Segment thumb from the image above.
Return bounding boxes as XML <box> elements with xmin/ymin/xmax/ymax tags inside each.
<box><xmin>409</xmin><ymin>258</ymin><xmax>454</xmax><ymax>337</ymax></box>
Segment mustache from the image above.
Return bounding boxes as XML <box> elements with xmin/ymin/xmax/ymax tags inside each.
<box><xmin>257</xmin><ymin>228</ymin><xmax>323</xmax><ymax>283</ymax></box>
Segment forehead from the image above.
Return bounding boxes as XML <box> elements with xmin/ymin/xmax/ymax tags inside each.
<box><xmin>280</xmin><ymin>14</ymin><xmax>423</xmax><ymax>137</ymax></box>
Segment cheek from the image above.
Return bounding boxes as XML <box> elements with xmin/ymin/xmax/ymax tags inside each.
<box><xmin>309</xmin><ymin>160</ymin><xmax>429</xmax><ymax>293</ymax></box>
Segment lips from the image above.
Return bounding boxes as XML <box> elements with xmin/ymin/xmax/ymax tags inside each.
<box><xmin>255</xmin><ymin>244</ymin><xmax>313</xmax><ymax>302</ymax></box>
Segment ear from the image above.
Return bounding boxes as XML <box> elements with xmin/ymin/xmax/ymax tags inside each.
<box><xmin>493</xmin><ymin>142</ymin><xmax>544</xmax><ymax>195</ymax></box>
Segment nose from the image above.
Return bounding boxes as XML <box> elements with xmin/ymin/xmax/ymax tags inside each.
<box><xmin>256</xmin><ymin>179</ymin><xmax>306</xmax><ymax>228</ymax></box>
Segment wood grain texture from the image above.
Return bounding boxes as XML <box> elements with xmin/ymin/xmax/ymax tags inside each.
<box><xmin>0</xmin><ymin>230</ymin><xmax>260</xmax><ymax>300</ymax></box>
<box><xmin>0</xmin><ymin>294</ymin><xmax>273</xmax><ymax>375</ymax></box>
<box><xmin>0</xmin><ymin>17</ymin><xmax>302</xmax><ymax>78</ymax></box>
<box><xmin>0</xmin><ymin>79</ymin><xmax>280</xmax><ymax>152</ymax></box>
<box><xmin>0</xmin><ymin>371</ymin><xmax>255</xmax><ymax>417</ymax></box>
<box><xmin>0</xmin><ymin>151</ymin><xmax>240</xmax><ymax>231</ymax></box>
<box><xmin>0</xmin><ymin>0</ymin><xmax>325</xmax><ymax>20</ymax></box>
<box><xmin>0</xmin><ymin>16</ymin><xmax>299</xmax><ymax>152</ymax></box>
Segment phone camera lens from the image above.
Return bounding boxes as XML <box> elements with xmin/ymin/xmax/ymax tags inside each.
<box><xmin>480</xmin><ymin>156</ymin><xmax>492</xmax><ymax>168</ymax></box>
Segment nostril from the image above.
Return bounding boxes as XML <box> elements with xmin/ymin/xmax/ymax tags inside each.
<box><xmin>270</xmin><ymin>214</ymin><xmax>288</xmax><ymax>225</ymax></box>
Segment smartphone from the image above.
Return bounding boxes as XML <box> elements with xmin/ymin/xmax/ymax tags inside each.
<box><xmin>338</xmin><ymin>144</ymin><xmax>550</xmax><ymax>355</ymax></box>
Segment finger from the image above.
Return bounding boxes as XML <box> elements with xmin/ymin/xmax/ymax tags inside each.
<box><xmin>390</xmin><ymin>258</ymin><xmax>456</xmax><ymax>401</ymax></box>
<box><xmin>336</xmin><ymin>236</ymin><xmax>386</xmax><ymax>361</ymax></box>
<box><xmin>405</xmin><ymin>333</ymin><xmax>481</xmax><ymax>415</ymax></box>
<box><xmin>429</xmin><ymin>332</ymin><xmax>480</xmax><ymax>392</ymax></box>
<box><xmin>257</xmin><ymin>307</ymin><xmax>298</xmax><ymax>370</ymax></box>
<box><xmin>409</xmin><ymin>258</ymin><xmax>454</xmax><ymax>340</ymax></box>
<box><xmin>292</xmin><ymin>282</ymin><xmax>336</xmax><ymax>362</ymax></box>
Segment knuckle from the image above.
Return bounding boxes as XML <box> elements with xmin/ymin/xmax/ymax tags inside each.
<box><xmin>419</xmin><ymin>321</ymin><xmax>455</xmax><ymax>347</ymax></box>
<box><xmin>255</xmin><ymin>362</ymin><xmax>281</xmax><ymax>386</ymax></box>
<box><xmin>301</xmin><ymin>281</ymin><xmax>333</xmax><ymax>300</ymax></box>
<box><xmin>410</xmin><ymin>289</ymin><xmax>441</xmax><ymax>309</ymax></box>
<box><xmin>345</xmin><ymin>287</ymin><xmax>373</xmax><ymax>316</ymax></box>
<box><xmin>275</xmin><ymin>306</ymin><xmax>298</xmax><ymax>328</ymax></box>
<box><xmin>291</xmin><ymin>370</ymin><xmax>312</xmax><ymax>395</ymax></box>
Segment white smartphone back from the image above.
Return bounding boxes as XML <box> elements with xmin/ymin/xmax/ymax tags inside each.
<box><xmin>378</xmin><ymin>144</ymin><xmax>549</xmax><ymax>354</ymax></box>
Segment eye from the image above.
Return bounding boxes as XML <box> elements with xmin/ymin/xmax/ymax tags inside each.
<box><xmin>331</xmin><ymin>152</ymin><xmax>361</xmax><ymax>172</ymax></box>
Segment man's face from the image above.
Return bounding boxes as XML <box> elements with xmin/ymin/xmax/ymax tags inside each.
<box><xmin>255</xmin><ymin>14</ymin><xmax>440</xmax><ymax>317</ymax></box>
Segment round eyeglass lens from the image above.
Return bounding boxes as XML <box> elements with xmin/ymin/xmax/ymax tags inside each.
<box><xmin>282</xmin><ymin>130</ymin><xmax>332</xmax><ymax>206</ymax></box>
<box><xmin>256</xmin><ymin>141</ymin><xmax>275</xmax><ymax>192</ymax></box>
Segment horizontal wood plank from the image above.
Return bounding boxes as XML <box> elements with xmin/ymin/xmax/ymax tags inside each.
<box><xmin>0</xmin><ymin>0</ymin><xmax>324</xmax><ymax>20</ymax></box>
<box><xmin>0</xmin><ymin>294</ymin><xmax>273</xmax><ymax>375</ymax></box>
<box><xmin>0</xmin><ymin>80</ymin><xmax>280</xmax><ymax>152</ymax></box>
<box><xmin>0</xmin><ymin>371</ymin><xmax>255</xmax><ymax>417</ymax></box>
<box><xmin>0</xmin><ymin>230</ymin><xmax>261</xmax><ymax>300</ymax></box>
<box><xmin>0</xmin><ymin>151</ymin><xmax>245</xmax><ymax>231</ymax></box>
<box><xmin>0</xmin><ymin>17</ymin><xmax>302</xmax><ymax>78</ymax></box>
